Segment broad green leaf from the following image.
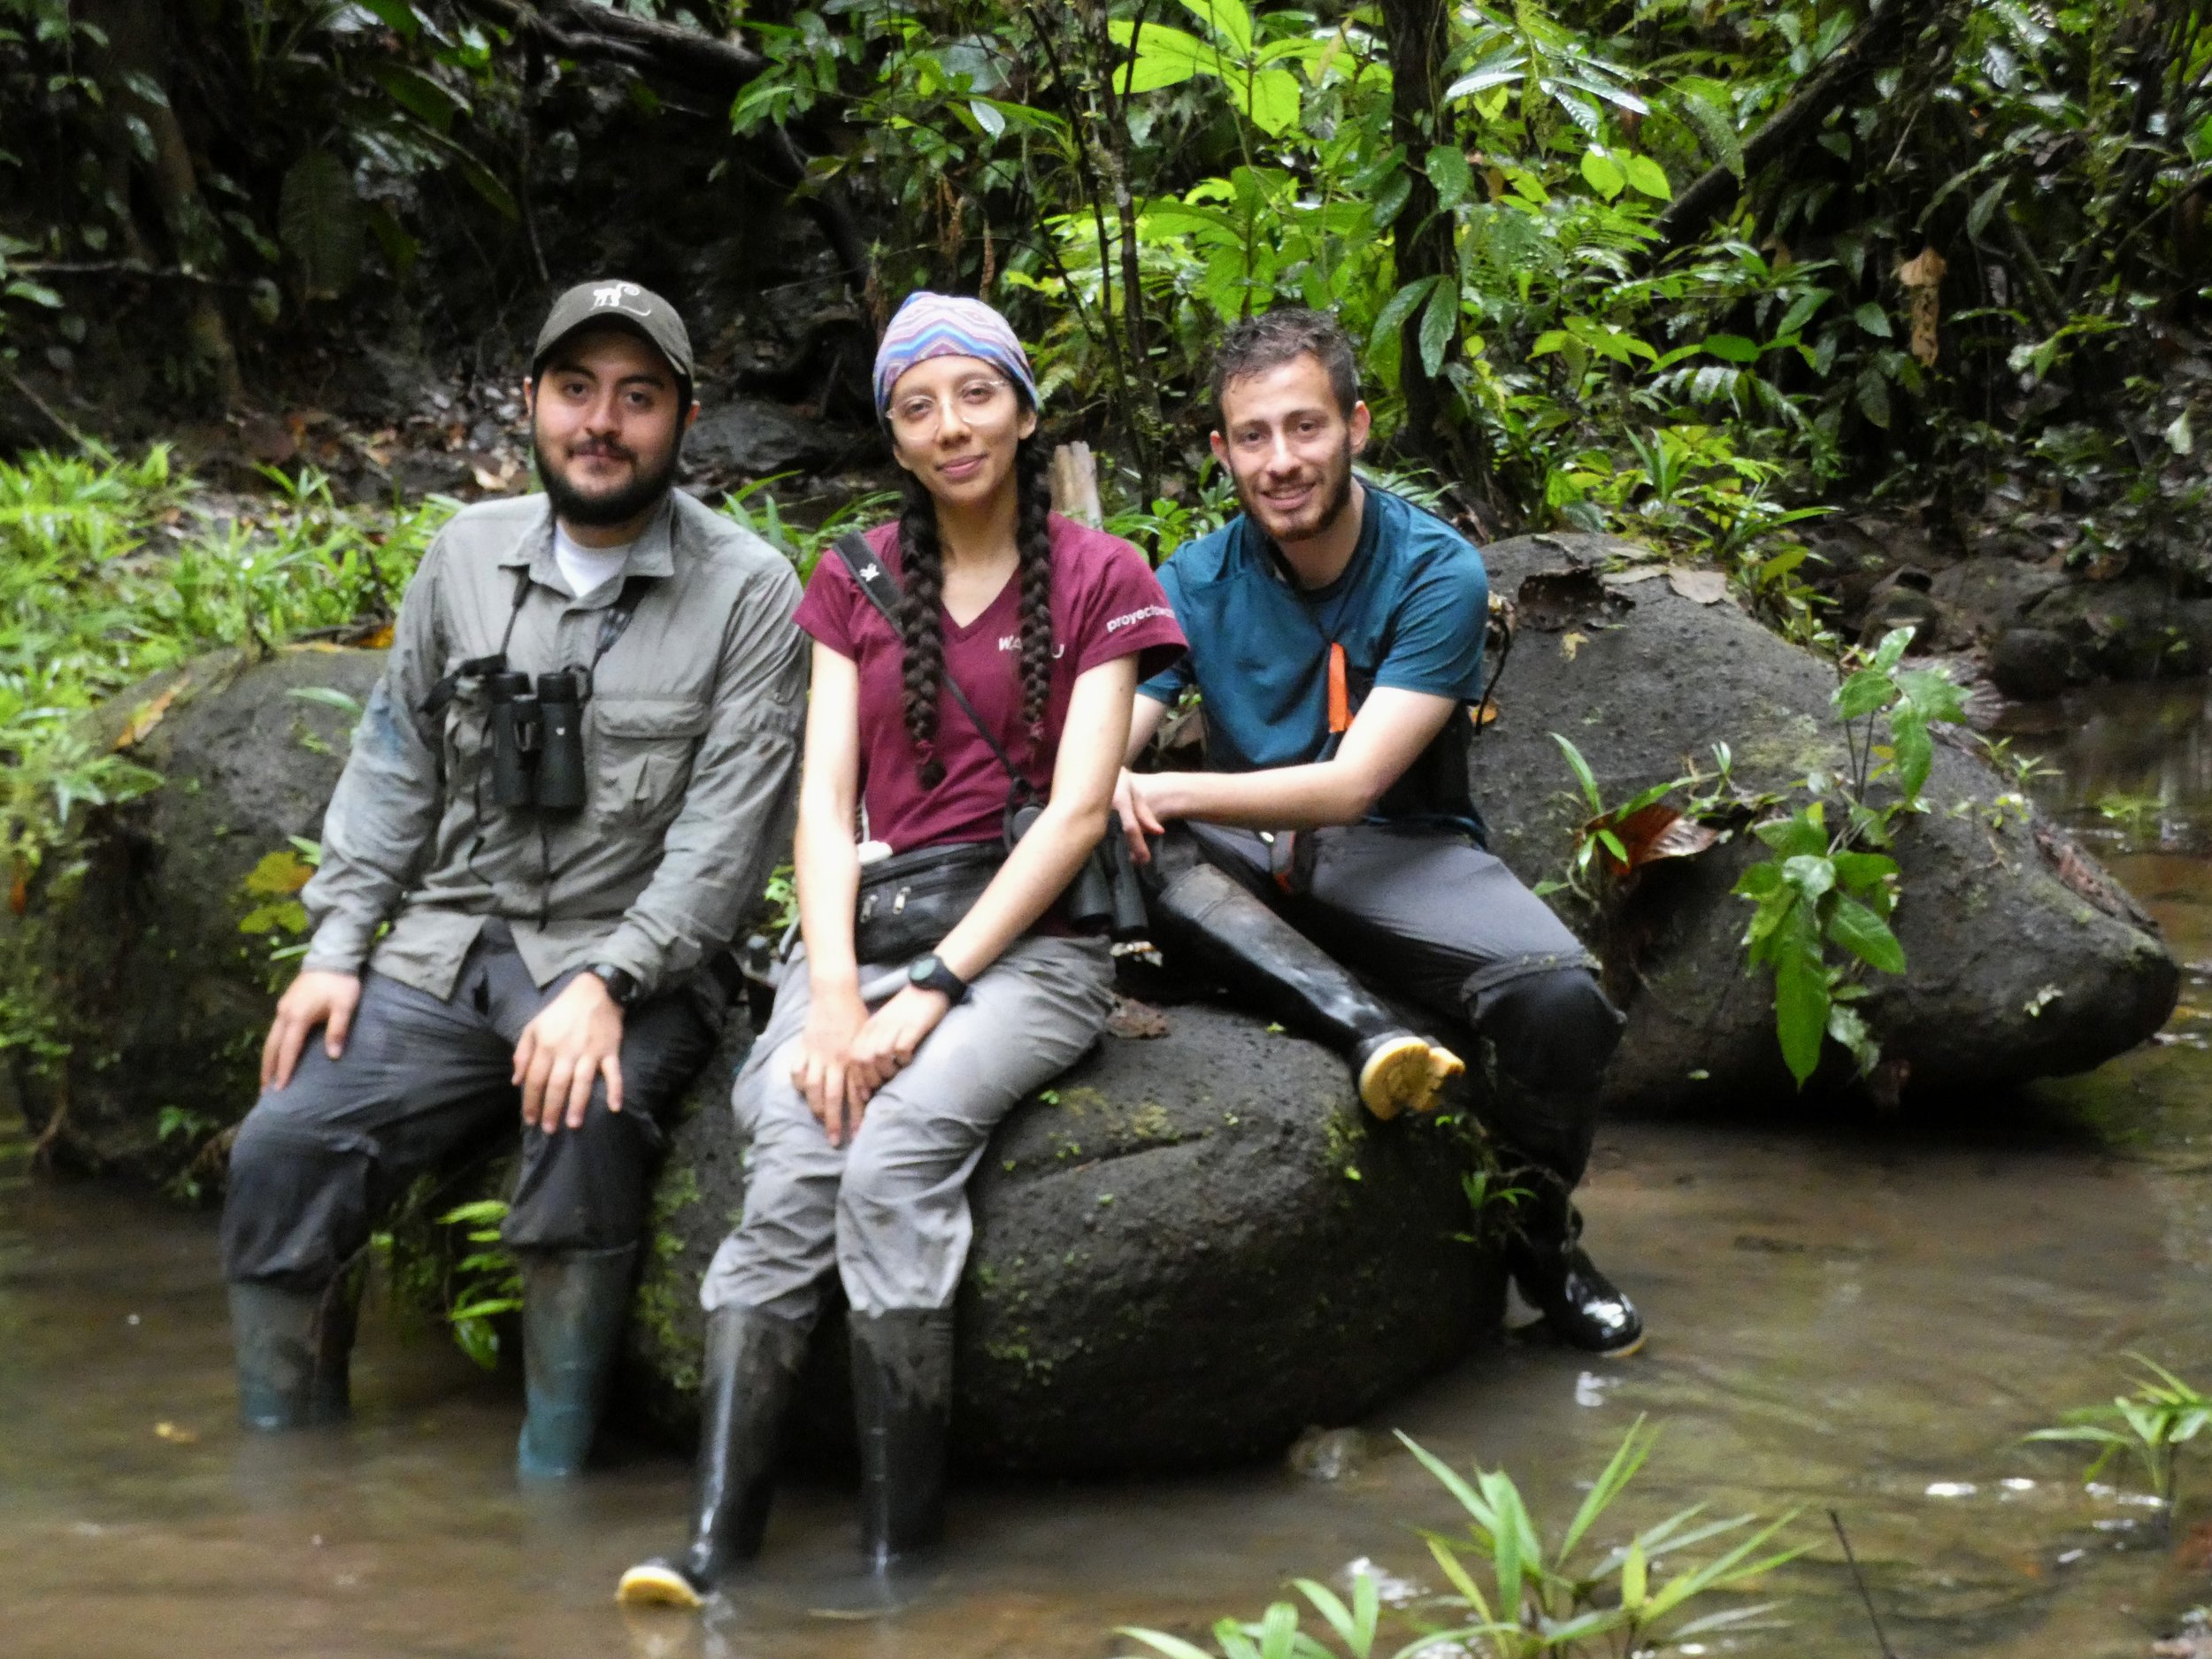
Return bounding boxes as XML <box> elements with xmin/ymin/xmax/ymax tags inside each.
<box><xmin>374</xmin><ymin>62</ymin><xmax>463</xmax><ymax>132</ymax></box>
<box><xmin>1427</xmin><ymin>144</ymin><xmax>1472</xmax><ymax>211</ymax></box>
<box><xmin>1443</xmin><ymin>45</ymin><xmax>1527</xmax><ymax>103</ymax></box>
<box><xmin>1772</xmin><ymin>911</ymin><xmax>1829</xmax><ymax>1086</ymax></box>
<box><xmin>1701</xmin><ymin>333</ymin><xmax>1758</xmax><ymax>364</ymax></box>
<box><xmin>1854</xmin><ymin>301</ymin><xmax>1893</xmax><ymax>338</ymax></box>
<box><xmin>1732</xmin><ymin>861</ymin><xmax>1783</xmax><ymax>899</ymax></box>
<box><xmin>1418</xmin><ymin>277</ymin><xmax>1458</xmax><ymax>378</ymax></box>
<box><xmin>1833</xmin><ymin>666</ymin><xmax>1895</xmax><ymax>719</ymax></box>
<box><xmin>1373</xmin><ymin>275</ymin><xmax>1440</xmax><ymax>343</ymax></box>
<box><xmin>1870</xmin><ymin>626</ymin><xmax>1915</xmax><ymax>673</ymax></box>
<box><xmin>1178</xmin><ymin>0</ymin><xmax>1253</xmax><ymax>57</ymax></box>
<box><xmin>1753</xmin><ymin>805</ymin><xmax>1826</xmax><ymax>860</ymax></box>
<box><xmin>1855</xmin><ymin>368</ymin><xmax>1892</xmax><ymax>428</ymax></box>
<box><xmin>1827</xmin><ymin>895</ymin><xmax>1906</xmax><ymax>973</ymax></box>
<box><xmin>1890</xmin><ymin>710</ymin><xmax>1935</xmax><ymax>799</ymax></box>
<box><xmin>1241</xmin><ymin>67</ymin><xmax>1302</xmax><ymax>136</ymax></box>
<box><xmin>1776</xmin><ymin>286</ymin><xmax>1832</xmax><ymax>336</ymax></box>
<box><xmin>1579</xmin><ymin>145</ymin><xmax>1626</xmax><ymax>201</ymax></box>
<box><xmin>1897</xmin><ymin>666</ymin><xmax>1967</xmax><ymax>723</ymax></box>
<box><xmin>1829</xmin><ymin>850</ymin><xmax>1900</xmax><ymax>893</ymax></box>
<box><xmin>969</xmin><ymin>97</ymin><xmax>1005</xmax><ymax>138</ymax></box>
<box><xmin>1622</xmin><ymin>153</ymin><xmax>1671</xmax><ymax>200</ymax></box>
<box><xmin>1107</xmin><ymin>23</ymin><xmax>1220</xmax><ymax>92</ymax></box>
<box><xmin>1780</xmin><ymin>853</ymin><xmax>1835</xmax><ymax>900</ymax></box>
<box><xmin>355</xmin><ymin>0</ymin><xmax>421</xmax><ymax>36</ymax></box>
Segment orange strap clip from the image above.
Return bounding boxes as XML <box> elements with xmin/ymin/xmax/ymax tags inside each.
<box><xmin>1326</xmin><ymin>642</ymin><xmax>1351</xmax><ymax>734</ymax></box>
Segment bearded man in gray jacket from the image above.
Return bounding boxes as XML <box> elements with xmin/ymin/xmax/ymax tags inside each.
<box><xmin>219</xmin><ymin>280</ymin><xmax>807</xmax><ymax>1478</ymax></box>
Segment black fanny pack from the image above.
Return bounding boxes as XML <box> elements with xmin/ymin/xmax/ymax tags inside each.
<box><xmin>853</xmin><ymin>840</ymin><xmax>1004</xmax><ymax>966</ymax></box>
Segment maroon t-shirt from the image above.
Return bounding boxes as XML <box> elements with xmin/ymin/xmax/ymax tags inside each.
<box><xmin>795</xmin><ymin>513</ymin><xmax>1187</xmax><ymax>854</ymax></box>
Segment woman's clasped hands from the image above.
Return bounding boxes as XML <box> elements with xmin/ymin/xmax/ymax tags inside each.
<box><xmin>791</xmin><ymin>981</ymin><xmax>953</xmax><ymax>1148</ymax></box>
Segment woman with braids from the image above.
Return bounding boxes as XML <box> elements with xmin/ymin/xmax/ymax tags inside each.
<box><xmin>618</xmin><ymin>293</ymin><xmax>1184</xmax><ymax>1609</ymax></box>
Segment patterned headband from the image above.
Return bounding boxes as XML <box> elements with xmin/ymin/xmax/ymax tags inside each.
<box><xmin>872</xmin><ymin>291</ymin><xmax>1041</xmax><ymax>418</ymax></box>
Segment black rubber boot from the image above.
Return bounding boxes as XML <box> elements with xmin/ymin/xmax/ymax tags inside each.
<box><xmin>228</xmin><ymin>1277</ymin><xmax>357</xmax><ymax>1431</ymax></box>
<box><xmin>854</xmin><ymin>1308</ymin><xmax>954</xmax><ymax>1567</ymax></box>
<box><xmin>515</xmin><ymin>1244</ymin><xmax>636</xmax><ymax>1479</ymax></box>
<box><xmin>1149</xmin><ymin>858</ymin><xmax>1461</xmax><ymax>1118</ymax></box>
<box><xmin>615</xmin><ymin>1306</ymin><xmax>810</xmax><ymax>1609</ymax></box>
<box><xmin>1506</xmin><ymin>1178</ymin><xmax>1644</xmax><ymax>1357</ymax></box>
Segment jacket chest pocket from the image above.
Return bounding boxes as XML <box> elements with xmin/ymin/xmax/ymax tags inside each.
<box><xmin>593</xmin><ymin>698</ymin><xmax>710</xmax><ymax>826</ymax></box>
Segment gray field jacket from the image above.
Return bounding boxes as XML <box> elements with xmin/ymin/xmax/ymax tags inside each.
<box><xmin>299</xmin><ymin>489</ymin><xmax>807</xmax><ymax>1003</ymax></box>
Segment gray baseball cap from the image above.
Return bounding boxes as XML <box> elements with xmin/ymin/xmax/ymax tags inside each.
<box><xmin>531</xmin><ymin>279</ymin><xmax>695</xmax><ymax>385</ymax></box>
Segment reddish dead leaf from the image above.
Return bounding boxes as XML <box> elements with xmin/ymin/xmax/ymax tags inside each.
<box><xmin>9</xmin><ymin>858</ymin><xmax>27</xmax><ymax>917</ymax></box>
<box><xmin>1596</xmin><ymin>803</ymin><xmax>1722</xmax><ymax>877</ymax></box>
<box><xmin>1466</xmin><ymin>702</ymin><xmax>1499</xmax><ymax>729</ymax></box>
<box><xmin>113</xmin><ymin>682</ymin><xmax>183</xmax><ymax>750</ymax></box>
<box><xmin>358</xmin><ymin>623</ymin><xmax>396</xmax><ymax>650</ymax></box>
<box><xmin>1107</xmin><ymin>995</ymin><xmax>1171</xmax><ymax>1040</ymax></box>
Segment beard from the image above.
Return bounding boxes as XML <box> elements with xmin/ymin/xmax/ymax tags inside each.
<box><xmin>1239</xmin><ymin>438</ymin><xmax>1357</xmax><ymax>545</ymax></box>
<box><xmin>534</xmin><ymin>428</ymin><xmax>679</xmax><ymax>528</ymax></box>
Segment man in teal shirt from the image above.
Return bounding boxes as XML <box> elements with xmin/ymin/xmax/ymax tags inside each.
<box><xmin>1118</xmin><ymin>308</ymin><xmax>1640</xmax><ymax>1356</ymax></box>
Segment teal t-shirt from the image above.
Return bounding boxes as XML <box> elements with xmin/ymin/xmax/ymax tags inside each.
<box><xmin>1139</xmin><ymin>486</ymin><xmax>1490</xmax><ymax>834</ymax></box>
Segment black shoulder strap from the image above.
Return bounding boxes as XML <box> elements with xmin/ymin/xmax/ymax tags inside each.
<box><xmin>420</xmin><ymin>565</ymin><xmax>534</xmax><ymax>718</ymax></box>
<box><xmin>831</xmin><ymin>534</ymin><xmax>1027</xmax><ymax>789</ymax></box>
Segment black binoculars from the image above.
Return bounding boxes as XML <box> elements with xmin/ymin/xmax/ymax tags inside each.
<box><xmin>1009</xmin><ymin>803</ymin><xmax>1151</xmax><ymax>940</ymax></box>
<box><xmin>487</xmin><ymin>669</ymin><xmax>589</xmax><ymax>811</ymax></box>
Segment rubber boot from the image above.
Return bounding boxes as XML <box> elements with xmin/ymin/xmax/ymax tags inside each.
<box><xmin>616</xmin><ymin>1306</ymin><xmax>810</xmax><ymax>1609</ymax></box>
<box><xmin>1149</xmin><ymin>858</ymin><xmax>1461</xmax><ymax>1118</ymax></box>
<box><xmin>228</xmin><ymin>1277</ymin><xmax>357</xmax><ymax>1431</ymax></box>
<box><xmin>1505</xmin><ymin>1175</ymin><xmax>1644</xmax><ymax>1357</ymax></box>
<box><xmin>515</xmin><ymin>1244</ymin><xmax>636</xmax><ymax>1479</ymax></box>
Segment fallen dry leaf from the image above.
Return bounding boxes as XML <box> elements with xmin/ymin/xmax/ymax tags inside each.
<box><xmin>114</xmin><ymin>682</ymin><xmax>184</xmax><ymax>750</ymax></box>
<box><xmin>1604</xmin><ymin>566</ymin><xmax>1666</xmax><ymax>586</ymax></box>
<box><xmin>1596</xmin><ymin>803</ymin><xmax>1723</xmax><ymax>877</ymax></box>
<box><xmin>1897</xmin><ymin>245</ymin><xmax>1947</xmax><ymax>367</ymax></box>
<box><xmin>1466</xmin><ymin>701</ymin><xmax>1499</xmax><ymax>728</ymax></box>
<box><xmin>1107</xmin><ymin>995</ymin><xmax>1171</xmax><ymax>1040</ymax></box>
<box><xmin>358</xmin><ymin>623</ymin><xmax>396</xmax><ymax>650</ymax></box>
<box><xmin>1561</xmin><ymin>630</ymin><xmax>1588</xmax><ymax>661</ymax></box>
<box><xmin>1666</xmin><ymin>568</ymin><xmax>1730</xmax><ymax>605</ymax></box>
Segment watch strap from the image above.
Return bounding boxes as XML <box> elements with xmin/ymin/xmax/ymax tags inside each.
<box><xmin>908</xmin><ymin>953</ymin><xmax>970</xmax><ymax>1005</ymax></box>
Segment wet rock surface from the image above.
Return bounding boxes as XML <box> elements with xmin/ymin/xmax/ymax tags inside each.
<box><xmin>1479</xmin><ymin>533</ymin><xmax>2179</xmax><ymax>1109</ymax></box>
<box><xmin>625</xmin><ymin>1003</ymin><xmax>1496</xmax><ymax>1475</ymax></box>
<box><xmin>3</xmin><ymin>646</ymin><xmax>378</xmax><ymax>1175</ymax></box>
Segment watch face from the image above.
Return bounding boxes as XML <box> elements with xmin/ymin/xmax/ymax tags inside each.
<box><xmin>908</xmin><ymin>956</ymin><xmax>936</xmax><ymax>984</ymax></box>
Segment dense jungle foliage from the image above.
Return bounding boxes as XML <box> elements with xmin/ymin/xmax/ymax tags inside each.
<box><xmin>4</xmin><ymin>0</ymin><xmax>2212</xmax><ymax>580</ymax></box>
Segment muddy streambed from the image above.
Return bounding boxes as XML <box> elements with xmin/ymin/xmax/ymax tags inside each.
<box><xmin>10</xmin><ymin>683</ymin><xmax>2212</xmax><ymax>1658</ymax></box>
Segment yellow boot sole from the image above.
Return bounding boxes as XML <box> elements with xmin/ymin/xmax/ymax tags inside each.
<box><xmin>1359</xmin><ymin>1038</ymin><xmax>1463</xmax><ymax>1118</ymax></box>
<box><xmin>616</xmin><ymin>1562</ymin><xmax>704</xmax><ymax>1609</ymax></box>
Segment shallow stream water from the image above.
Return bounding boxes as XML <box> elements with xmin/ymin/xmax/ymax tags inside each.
<box><xmin>11</xmin><ymin>682</ymin><xmax>2212</xmax><ymax>1659</ymax></box>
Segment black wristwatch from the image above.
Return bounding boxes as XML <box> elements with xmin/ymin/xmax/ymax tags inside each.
<box><xmin>907</xmin><ymin>953</ymin><xmax>971</xmax><ymax>1005</ymax></box>
<box><xmin>588</xmin><ymin>964</ymin><xmax>641</xmax><ymax>1007</ymax></box>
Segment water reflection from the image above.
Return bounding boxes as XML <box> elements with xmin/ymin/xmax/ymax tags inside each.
<box><xmin>8</xmin><ymin>685</ymin><xmax>2212</xmax><ymax>1657</ymax></box>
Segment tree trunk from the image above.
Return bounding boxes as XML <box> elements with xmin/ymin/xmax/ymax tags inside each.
<box><xmin>1379</xmin><ymin>0</ymin><xmax>1458</xmax><ymax>472</ymax></box>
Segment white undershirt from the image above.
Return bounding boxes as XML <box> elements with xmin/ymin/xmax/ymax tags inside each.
<box><xmin>552</xmin><ymin>524</ymin><xmax>634</xmax><ymax>599</ymax></box>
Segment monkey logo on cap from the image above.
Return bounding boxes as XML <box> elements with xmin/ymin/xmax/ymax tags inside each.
<box><xmin>590</xmin><ymin>282</ymin><xmax>650</xmax><ymax>316</ymax></box>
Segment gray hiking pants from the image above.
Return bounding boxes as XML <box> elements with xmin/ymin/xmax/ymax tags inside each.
<box><xmin>222</xmin><ymin>922</ymin><xmax>715</xmax><ymax>1291</ymax></box>
<box><xmin>1172</xmin><ymin>820</ymin><xmax>1622</xmax><ymax>1190</ymax></box>
<box><xmin>700</xmin><ymin>935</ymin><xmax>1115</xmax><ymax>1324</ymax></box>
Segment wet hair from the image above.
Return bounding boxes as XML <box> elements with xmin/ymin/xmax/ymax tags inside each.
<box><xmin>1209</xmin><ymin>307</ymin><xmax>1360</xmax><ymax>422</ymax></box>
<box><xmin>893</xmin><ymin>422</ymin><xmax>1055</xmax><ymax>787</ymax></box>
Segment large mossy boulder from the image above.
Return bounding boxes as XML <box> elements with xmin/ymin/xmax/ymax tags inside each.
<box><xmin>3</xmin><ymin>646</ymin><xmax>380</xmax><ymax>1176</ymax></box>
<box><xmin>625</xmin><ymin>1004</ymin><xmax>1496</xmax><ymax>1475</ymax></box>
<box><xmin>1471</xmin><ymin>534</ymin><xmax>2177</xmax><ymax>1108</ymax></box>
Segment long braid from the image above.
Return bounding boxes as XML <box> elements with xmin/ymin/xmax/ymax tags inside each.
<box><xmin>895</xmin><ymin>467</ymin><xmax>949</xmax><ymax>787</ymax></box>
<box><xmin>1012</xmin><ymin>433</ymin><xmax>1056</xmax><ymax>752</ymax></box>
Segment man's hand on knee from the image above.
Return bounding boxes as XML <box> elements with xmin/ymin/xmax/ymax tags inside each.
<box><xmin>514</xmin><ymin>972</ymin><xmax>626</xmax><ymax>1134</ymax></box>
<box><xmin>262</xmin><ymin>969</ymin><xmax>364</xmax><ymax>1092</ymax></box>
